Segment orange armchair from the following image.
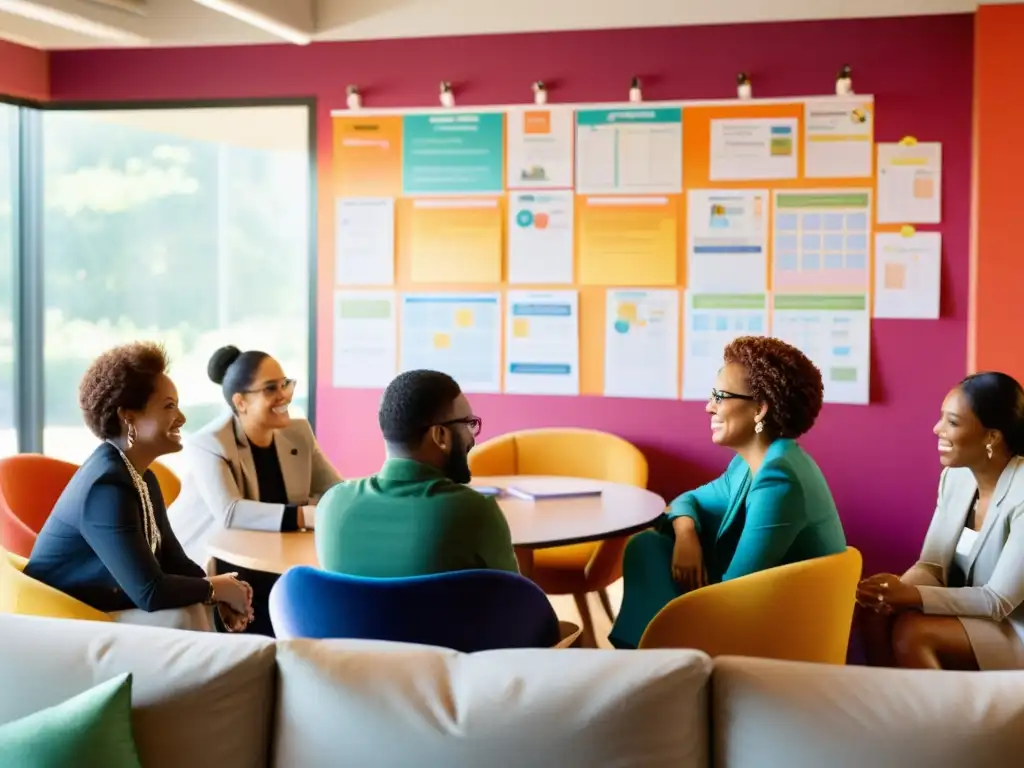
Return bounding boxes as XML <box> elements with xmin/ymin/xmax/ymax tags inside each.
<box><xmin>469</xmin><ymin>428</ymin><xmax>648</xmax><ymax>646</ymax></box>
<box><xmin>0</xmin><ymin>454</ymin><xmax>79</xmax><ymax>558</ymax></box>
<box><xmin>639</xmin><ymin>547</ymin><xmax>863</xmax><ymax>664</ymax></box>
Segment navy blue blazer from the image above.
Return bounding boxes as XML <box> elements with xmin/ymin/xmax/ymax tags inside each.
<box><xmin>25</xmin><ymin>442</ymin><xmax>211</xmax><ymax>613</ymax></box>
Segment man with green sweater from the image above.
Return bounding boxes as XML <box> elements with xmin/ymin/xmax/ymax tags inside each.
<box><xmin>315</xmin><ymin>369</ymin><xmax>519</xmax><ymax>577</ymax></box>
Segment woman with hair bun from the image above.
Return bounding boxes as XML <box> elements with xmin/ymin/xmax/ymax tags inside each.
<box><xmin>609</xmin><ymin>336</ymin><xmax>847</xmax><ymax>649</ymax></box>
<box><xmin>858</xmin><ymin>372</ymin><xmax>1024</xmax><ymax>670</ymax></box>
<box><xmin>169</xmin><ymin>345</ymin><xmax>341</xmax><ymax>635</ymax></box>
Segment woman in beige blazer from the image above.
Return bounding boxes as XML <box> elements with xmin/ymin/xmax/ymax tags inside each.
<box><xmin>857</xmin><ymin>372</ymin><xmax>1024</xmax><ymax>670</ymax></box>
<box><xmin>168</xmin><ymin>345</ymin><xmax>342</xmax><ymax>634</ymax></box>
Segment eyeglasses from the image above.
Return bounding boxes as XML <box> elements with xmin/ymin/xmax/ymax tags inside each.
<box><xmin>245</xmin><ymin>378</ymin><xmax>297</xmax><ymax>398</ymax></box>
<box><xmin>710</xmin><ymin>388</ymin><xmax>755</xmax><ymax>405</ymax></box>
<box><xmin>438</xmin><ymin>416</ymin><xmax>483</xmax><ymax>437</ymax></box>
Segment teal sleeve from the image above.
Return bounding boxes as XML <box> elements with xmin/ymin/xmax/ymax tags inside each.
<box><xmin>474</xmin><ymin>497</ymin><xmax>520</xmax><ymax>574</ymax></box>
<box><xmin>721</xmin><ymin>464</ymin><xmax>803</xmax><ymax>581</ymax></box>
<box><xmin>665</xmin><ymin>469</ymin><xmax>733</xmax><ymax>536</ymax></box>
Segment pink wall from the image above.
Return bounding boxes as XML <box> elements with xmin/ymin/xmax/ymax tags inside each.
<box><xmin>48</xmin><ymin>14</ymin><xmax>973</xmax><ymax>574</ymax></box>
<box><xmin>0</xmin><ymin>39</ymin><xmax>48</xmax><ymax>101</ymax></box>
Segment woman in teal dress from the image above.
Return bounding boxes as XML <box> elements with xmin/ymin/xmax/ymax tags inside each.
<box><xmin>609</xmin><ymin>336</ymin><xmax>848</xmax><ymax>649</ymax></box>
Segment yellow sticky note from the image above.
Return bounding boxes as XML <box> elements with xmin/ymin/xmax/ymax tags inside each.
<box><xmin>513</xmin><ymin>318</ymin><xmax>530</xmax><ymax>338</ymax></box>
<box><xmin>433</xmin><ymin>333</ymin><xmax>451</xmax><ymax>349</ymax></box>
<box><xmin>617</xmin><ymin>302</ymin><xmax>638</xmax><ymax>323</ymax></box>
<box><xmin>455</xmin><ymin>309</ymin><xmax>474</xmax><ymax>328</ymax></box>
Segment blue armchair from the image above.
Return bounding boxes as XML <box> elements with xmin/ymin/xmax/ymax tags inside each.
<box><xmin>269</xmin><ymin>567</ymin><xmax>572</xmax><ymax>652</ymax></box>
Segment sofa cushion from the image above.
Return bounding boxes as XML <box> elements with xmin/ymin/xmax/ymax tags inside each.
<box><xmin>0</xmin><ymin>615</ymin><xmax>276</xmax><ymax>768</ymax></box>
<box><xmin>0</xmin><ymin>672</ymin><xmax>141</xmax><ymax>768</ymax></box>
<box><xmin>713</xmin><ymin>656</ymin><xmax>1024</xmax><ymax>768</ymax></box>
<box><xmin>273</xmin><ymin>639</ymin><xmax>711</xmax><ymax>768</ymax></box>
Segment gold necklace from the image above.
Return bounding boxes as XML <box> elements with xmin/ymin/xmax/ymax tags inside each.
<box><xmin>110</xmin><ymin>444</ymin><xmax>162</xmax><ymax>554</ymax></box>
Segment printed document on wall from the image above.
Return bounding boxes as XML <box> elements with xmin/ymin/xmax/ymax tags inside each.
<box><xmin>877</xmin><ymin>142</ymin><xmax>942</xmax><ymax>224</ymax></box>
<box><xmin>576</xmin><ymin>108</ymin><xmax>683</xmax><ymax>195</ymax></box>
<box><xmin>682</xmin><ymin>293</ymin><xmax>768</xmax><ymax>401</ymax></box>
<box><xmin>772</xmin><ymin>294</ymin><xmax>870</xmax><ymax>405</ymax></box>
<box><xmin>710</xmin><ymin>118</ymin><xmax>798</xmax><ymax>181</ymax></box>
<box><xmin>687</xmin><ymin>189</ymin><xmax>768</xmax><ymax>293</ymax></box>
<box><xmin>505</xmin><ymin>291</ymin><xmax>579</xmax><ymax>395</ymax></box>
<box><xmin>506</xmin><ymin>107</ymin><xmax>574</xmax><ymax>189</ymax></box>
<box><xmin>804</xmin><ymin>99</ymin><xmax>873</xmax><ymax>178</ymax></box>
<box><xmin>334</xmin><ymin>198</ymin><xmax>395</xmax><ymax>286</ymax></box>
<box><xmin>400</xmin><ymin>293</ymin><xmax>501</xmax><ymax>393</ymax></box>
<box><xmin>873</xmin><ymin>232</ymin><xmax>941</xmax><ymax>319</ymax></box>
<box><xmin>604</xmin><ymin>289</ymin><xmax>680</xmax><ymax>399</ymax></box>
<box><xmin>772</xmin><ymin>190</ymin><xmax>871</xmax><ymax>294</ymax></box>
<box><xmin>578</xmin><ymin>195</ymin><xmax>678</xmax><ymax>286</ymax></box>
<box><xmin>332</xmin><ymin>291</ymin><xmax>397</xmax><ymax>388</ymax></box>
<box><xmin>508</xmin><ymin>191</ymin><xmax>574</xmax><ymax>284</ymax></box>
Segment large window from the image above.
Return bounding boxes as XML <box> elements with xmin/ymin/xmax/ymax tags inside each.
<box><xmin>0</xmin><ymin>105</ymin><xmax>17</xmax><ymax>456</ymax></box>
<box><xmin>41</xmin><ymin>105</ymin><xmax>311</xmax><ymax>473</ymax></box>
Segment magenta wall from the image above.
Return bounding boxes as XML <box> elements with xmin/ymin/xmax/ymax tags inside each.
<box><xmin>48</xmin><ymin>14</ymin><xmax>973</xmax><ymax>574</ymax></box>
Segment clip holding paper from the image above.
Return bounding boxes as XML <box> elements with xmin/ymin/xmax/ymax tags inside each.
<box><xmin>900</xmin><ymin>225</ymin><xmax>916</xmax><ymax>238</ymax></box>
<box><xmin>899</xmin><ymin>136</ymin><xmax>918</xmax><ymax>146</ymax></box>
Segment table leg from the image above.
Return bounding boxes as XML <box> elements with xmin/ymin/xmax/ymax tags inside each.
<box><xmin>514</xmin><ymin>547</ymin><xmax>535</xmax><ymax>579</ymax></box>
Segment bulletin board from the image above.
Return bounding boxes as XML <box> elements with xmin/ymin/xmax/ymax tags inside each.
<box><xmin>328</xmin><ymin>96</ymin><xmax>942</xmax><ymax>406</ymax></box>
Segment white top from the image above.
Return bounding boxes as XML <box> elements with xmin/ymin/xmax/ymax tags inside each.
<box><xmin>953</xmin><ymin>527</ymin><xmax>979</xmax><ymax>580</ymax></box>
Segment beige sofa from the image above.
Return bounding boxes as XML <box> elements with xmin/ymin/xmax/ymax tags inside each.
<box><xmin>1</xmin><ymin>614</ymin><xmax>1023</xmax><ymax>768</ymax></box>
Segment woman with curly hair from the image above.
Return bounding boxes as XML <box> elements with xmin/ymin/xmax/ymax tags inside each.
<box><xmin>608</xmin><ymin>335</ymin><xmax>847</xmax><ymax>649</ymax></box>
<box><xmin>25</xmin><ymin>342</ymin><xmax>254</xmax><ymax>631</ymax></box>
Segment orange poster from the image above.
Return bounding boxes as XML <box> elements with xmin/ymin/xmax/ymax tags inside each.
<box><xmin>577</xmin><ymin>195</ymin><xmax>679</xmax><ymax>285</ymax></box>
<box><xmin>332</xmin><ymin>115</ymin><xmax>403</xmax><ymax>198</ymax></box>
<box><xmin>408</xmin><ymin>198</ymin><xmax>503</xmax><ymax>284</ymax></box>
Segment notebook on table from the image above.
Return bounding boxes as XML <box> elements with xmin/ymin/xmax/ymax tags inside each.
<box><xmin>504</xmin><ymin>478</ymin><xmax>603</xmax><ymax>502</ymax></box>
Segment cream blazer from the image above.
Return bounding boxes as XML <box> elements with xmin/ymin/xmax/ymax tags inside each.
<box><xmin>904</xmin><ymin>456</ymin><xmax>1024</xmax><ymax>667</ymax></box>
<box><xmin>168</xmin><ymin>412</ymin><xmax>342</xmax><ymax>569</ymax></box>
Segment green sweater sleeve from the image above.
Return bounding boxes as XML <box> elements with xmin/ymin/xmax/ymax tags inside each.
<box><xmin>470</xmin><ymin>496</ymin><xmax>520</xmax><ymax>574</ymax></box>
<box><xmin>722</xmin><ymin>463</ymin><xmax>804</xmax><ymax>581</ymax></box>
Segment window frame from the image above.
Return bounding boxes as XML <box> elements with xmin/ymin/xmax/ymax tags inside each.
<box><xmin>0</xmin><ymin>95</ymin><xmax>319</xmax><ymax>453</ymax></box>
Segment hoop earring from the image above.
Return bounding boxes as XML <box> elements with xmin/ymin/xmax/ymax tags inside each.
<box><xmin>126</xmin><ymin>422</ymin><xmax>137</xmax><ymax>450</ymax></box>
<box><xmin>986</xmin><ymin>443</ymin><xmax>994</xmax><ymax>460</ymax></box>
<box><xmin>754</xmin><ymin>421</ymin><xmax>764</xmax><ymax>435</ymax></box>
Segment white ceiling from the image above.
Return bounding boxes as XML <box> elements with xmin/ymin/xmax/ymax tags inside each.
<box><xmin>0</xmin><ymin>0</ymin><xmax>1006</xmax><ymax>50</ymax></box>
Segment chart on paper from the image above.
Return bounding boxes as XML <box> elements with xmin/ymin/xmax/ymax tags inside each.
<box><xmin>332</xmin><ymin>291</ymin><xmax>398</xmax><ymax>388</ymax></box>
<box><xmin>576</xmin><ymin>108</ymin><xmax>683</xmax><ymax>195</ymax></box>
<box><xmin>506</xmin><ymin>107</ymin><xmax>574</xmax><ymax>189</ymax></box>
<box><xmin>505</xmin><ymin>291</ymin><xmax>580</xmax><ymax>396</ymax></box>
<box><xmin>873</xmin><ymin>232</ymin><xmax>941</xmax><ymax>319</ymax></box>
<box><xmin>877</xmin><ymin>142</ymin><xmax>942</xmax><ymax>224</ymax></box>
<box><xmin>710</xmin><ymin>118</ymin><xmax>798</xmax><ymax>181</ymax></box>
<box><xmin>803</xmin><ymin>99</ymin><xmax>873</xmax><ymax>178</ymax></box>
<box><xmin>687</xmin><ymin>189</ymin><xmax>768</xmax><ymax>293</ymax></box>
<box><xmin>507</xmin><ymin>191</ymin><xmax>574</xmax><ymax>284</ymax></box>
<box><xmin>772</xmin><ymin>191</ymin><xmax>871</xmax><ymax>294</ymax></box>
<box><xmin>772</xmin><ymin>294</ymin><xmax>870</xmax><ymax>405</ymax></box>
<box><xmin>682</xmin><ymin>293</ymin><xmax>768</xmax><ymax>401</ymax></box>
<box><xmin>400</xmin><ymin>293</ymin><xmax>502</xmax><ymax>393</ymax></box>
<box><xmin>604</xmin><ymin>289</ymin><xmax>680</xmax><ymax>399</ymax></box>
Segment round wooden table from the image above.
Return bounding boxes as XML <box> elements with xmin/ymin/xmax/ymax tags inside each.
<box><xmin>206</xmin><ymin>475</ymin><xmax>667</xmax><ymax>576</ymax></box>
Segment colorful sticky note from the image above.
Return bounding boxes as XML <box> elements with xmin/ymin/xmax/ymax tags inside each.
<box><xmin>433</xmin><ymin>333</ymin><xmax>451</xmax><ymax>349</ymax></box>
<box><xmin>513</xmin><ymin>318</ymin><xmax>530</xmax><ymax>338</ymax></box>
<box><xmin>455</xmin><ymin>309</ymin><xmax>475</xmax><ymax>328</ymax></box>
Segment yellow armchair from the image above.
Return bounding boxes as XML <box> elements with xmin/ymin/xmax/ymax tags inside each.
<box><xmin>469</xmin><ymin>428</ymin><xmax>648</xmax><ymax>646</ymax></box>
<box><xmin>0</xmin><ymin>545</ymin><xmax>112</xmax><ymax>623</ymax></box>
<box><xmin>149</xmin><ymin>460</ymin><xmax>182</xmax><ymax>507</ymax></box>
<box><xmin>639</xmin><ymin>547</ymin><xmax>862</xmax><ymax>664</ymax></box>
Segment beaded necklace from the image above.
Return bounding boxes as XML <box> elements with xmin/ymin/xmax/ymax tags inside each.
<box><xmin>109</xmin><ymin>443</ymin><xmax>162</xmax><ymax>554</ymax></box>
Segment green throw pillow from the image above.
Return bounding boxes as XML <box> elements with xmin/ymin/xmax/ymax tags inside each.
<box><xmin>0</xmin><ymin>672</ymin><xmax>142</xmax><ymax>768</ymax></box>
